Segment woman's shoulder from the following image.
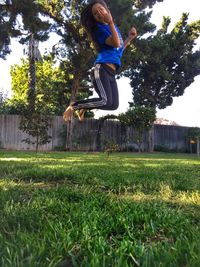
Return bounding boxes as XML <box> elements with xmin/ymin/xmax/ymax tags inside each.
<box><xmin>96</xmin><ymin>22</ymin><xmax>110</xmax><ymax>30</ymax></box>
<box><xmin>95</xmin><ymin>23</ymin><xmax>110</xmax><ymax>39</ymax></box>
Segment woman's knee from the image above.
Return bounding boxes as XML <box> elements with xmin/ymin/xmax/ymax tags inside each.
<box><xmin>106</xmin><ymin>101</ymin><xmax>119</xmax><ymax>110</ymax></box>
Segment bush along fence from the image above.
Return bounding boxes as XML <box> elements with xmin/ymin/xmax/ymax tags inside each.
<box><xmin>0</xmin><ymin>114</ymin><xmax>196</xmax><ymax>152</ymax></box>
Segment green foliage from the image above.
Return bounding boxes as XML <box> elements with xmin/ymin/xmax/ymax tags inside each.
<box><xmin>19</xmin><ymin>0</ymin><xmax>161</xmax><ymax>106</ymax></box>
<box><xmin>6</xmin><ymin>55</ymin><xmax>96</xmax><ymax>115</ymax></box>
<box><xmin>0</xmin><ymin>0</ymin><xmax>50</xmax><ymax>59</ymax></box>
<box><xmin>10</xmin><ymin>59</ymin><xmax>30</xmax><ymax>104</ymax></box>
<box><xmin>119</xmin><ymin>106</ymin><xmax>156</xmax><ymax>129</ymax></box>
<box><xmin>0</xmin><ymin>151</ymin><xmax>200</xmax><ymax>266</ymax></box>
<box><xmin>186</xmin><ymin>127</ymin><xmax>200</xmax><ymax>141</ymax></box>
<box><xmin>7</xmin><ymin>57</ymin><xmax>71</xmax><ymax>115</ymax></box>
<box><xmin>3</xmin><ymin>0</ymin><xmax>199</xmax><ymax>117</ymax></box>
<box><xmin>127</xmin><ymin>13</ymin><xmax>200</xmax><ymax>109</ymax></box>
<box><xmin>104</xmin><ymin>142</ymin><xmax>120</xmax><ymax>157</ymax></box>
<box><xmin>0</xmin><ymin>8</ymin><xmax>11</xmax><ymax>59</ymax></box>
<box><xmin>132</xmin><ymin>0</ymin><xmax>164</xmax><ymax>9</ymax></box>
<box><xmin>19</xmin><ymin>112</ymin><xmax>52</xmax><ymax>153</ymax></box>
<box><xmin>17</xmin><ymin>56</ymin><xmax>55</xmax><ymax>152</ymax></box>
<box><xmin>0</xmin><ymin>90</ymin><xmax>7</xmax><ymax>113</ymax></box>
<box><xmin>1</xmin><ymin>0</ymin><xmax>166</xmax><ymax>112</ymax></box>
<box><xmin>118</xmin><ymin>106</ymin><xmax>156</xmax><ymax>151</ymax></box>
<box><xmin>36</xmin><ymin>0</ymin><xmax>98</xmax><ymax>108</ymax></box>
<box><xmin>109</xmin><ymin>0</ymin><xmax>158</xmax><ymax>73</ymax></box>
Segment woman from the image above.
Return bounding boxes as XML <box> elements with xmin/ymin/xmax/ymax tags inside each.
<box><xmin>63</xmin><ymin>0</ymin><xmax>137</xmax><ymax>122</ymax></box>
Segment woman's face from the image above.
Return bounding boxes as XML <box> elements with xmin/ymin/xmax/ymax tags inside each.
<box><xmin>92</xmin><ymin>3</ymin><xmax>108</xmax><ymax>23</ymax></box>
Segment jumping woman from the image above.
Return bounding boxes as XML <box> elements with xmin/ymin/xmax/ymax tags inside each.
<box><xmin>63</xmin><ymin>0</ymin><xmax>137</xmax><ymax>122</ymax></box>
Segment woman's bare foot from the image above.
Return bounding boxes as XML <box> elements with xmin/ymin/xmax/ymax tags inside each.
<box><xmin>63</xmin><ymin>105</ymin><xmax>74</xmax><ymax>122</ymax></box>
<box><xmin>75</xmin><ymin>109</ymin><xmax>86</xmax><ymax>122</ymax></box>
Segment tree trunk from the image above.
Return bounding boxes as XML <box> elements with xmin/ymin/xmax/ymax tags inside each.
<box><xmin>29</xmin><ymin>57</ymin><xmax>36</xmax><ymax>92</ymax></box>
<box><xmin>95</xmin><ymin>121</ymin><xmax>101</xmax><ymax>151</ymax></box>
<box><xmin>148</xmin><ymin>125</ymin><xmax>154</xmax><ymax>152</ymax></box>
<box><xmin>138</xmin><ymin>142</ymin><xmax>142</xmax><ymax>153</ymax></box>
<box><xmin>65</xmin><ymin>72</ymin><xmax>80</xmax><ymax>150</ymax></box>
<box><xmin>190</xmin><ymin>143</ymin><xmax>192</xmax><ymax>154</ymax></box>
<box><xmin>197</xmin><ymin>139</ymin><xmax>199</xmax><ymax>157</ymax></box>
<box><xmin>28</xmin><ymin>34</ymin><xmax>36</xmax><ymax>113</ymax></box>
<box><xmin>36</xmin><ymin>136</ymin><xmax>39</xmax><ymax>153</ymax></box>
<box><xmin>66</xmin><ymin>117</ymin><xmax>74</xmax><ymax>151</ymax></box>
<box><xmin>136</xmin><ymin>131</ymin><xmax>142</xmax><ymax>152</ymax></box>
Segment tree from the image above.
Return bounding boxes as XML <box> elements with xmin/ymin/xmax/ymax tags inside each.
<box><xmin>35</xmin><ymin>0</ymin><xmax>96</xmax><ymax>149</ymax></box>
<box><xmin>0</xmin><ymin>0</ymin><xmax>50</xmax><ymax>59</ymax></box>
<box><xmin>1</xmin><ymin>0</ymin><xmax>164</xmax><ymax>150</ymax></box>
<box><xmin>186</xmin><ymin>127</ymin><xmax>200</xmax><ymax>156</ymax></box>
<box><xmin>118</xmin><ymin>106</ymin><xmax>156</xmax><ymax>152</ymax></box>
<box><xmin>126</xmin><ymin>14</ymin><xmax>200</xmax><ymax>110</ymax></box>
<box><xmin>0</xmin><ymin>1</ymin><xmax>53</xmax><ymax>151</ymax></box>
<box><xmin>7</xmin><ymin>56</ymin><xmax>70</xmax><ymax>115</ymax></box>
<box><xmin>0</xmin><ymin>89</ymin><xmax>8</xmax><ymax>113</ymax></box>
<box><xmin>36</xmin><ymin>0</ymin><xmax>162</xmax><ymax>149</ymax></box>
<box><xmin>1</xmin><ymin>0</ymin><xmax>165</xmax><ymax>101</ymax></box>
<box><xmin>19</xmin><ymin>111</ymin><xmax>52</xmax><ymax>153</ymax></box>
<box><xmin>0</xmin><ymin>2</ymin><xmax>17</xmax><ymax>59</ymax></box>
<box><xmin>19</xmin><ymin>32</ymin><xmax>52</xmax><ymax>153</ymax></box>
<box><xmin>5</xmin><ymin>54</ymin><xmax>95</xmax><ymax>116</ymax></box>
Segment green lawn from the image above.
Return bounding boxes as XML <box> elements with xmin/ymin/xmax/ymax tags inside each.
<box><xmin>0</xmin><ymin>151</ymin><xmax>200</xmax><ymax>267</ymax></box>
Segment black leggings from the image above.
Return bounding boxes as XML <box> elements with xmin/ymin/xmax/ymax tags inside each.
<box><xmin>72</xmin><ymin>63</ymin><xmax>119</xmax><ymax>111</ymax></box>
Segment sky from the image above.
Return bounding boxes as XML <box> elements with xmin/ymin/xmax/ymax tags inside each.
<box><xmin>0</xmin><ymin>0</ymin><xmax>199</xmax><ymax>127</ymax></box>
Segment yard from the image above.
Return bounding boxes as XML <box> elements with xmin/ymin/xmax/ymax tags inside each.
<box><xmin>0</xmin><ymin>151</ymin><xmax>200</xmax><ymax>267</ymax></box>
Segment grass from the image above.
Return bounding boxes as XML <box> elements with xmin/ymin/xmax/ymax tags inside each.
<box><xmin>0</xmin><ymin>150</ymin><xmax>200</xmax><ymax>267</ymax></box>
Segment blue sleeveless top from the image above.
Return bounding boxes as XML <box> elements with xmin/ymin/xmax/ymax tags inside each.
<box><xmin>94</xmin><ymin>22</ymin><xmax>124</xmax><ymax>69</ymax></box>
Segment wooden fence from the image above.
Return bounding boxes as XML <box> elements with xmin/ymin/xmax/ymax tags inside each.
<box><xmin>0</xmin><ymin>115</ymin><xmax>191</xmax><ymax>152</ymax></box>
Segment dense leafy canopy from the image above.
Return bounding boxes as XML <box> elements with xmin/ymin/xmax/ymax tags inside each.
<box><xmin>1</xmin><ymin>0</ymin><xmax>200</xmax><ymax>114</ymax></box>
<box><xmin>126</xmin><ymin>13</ymin><xmax>200</xmax><ymax>109</ymax></box>
<box><xmin>8</xmin><ymin>57</ymin><xmax>68</xmax><ymax>114</ymax></box>
<box><xmin>118</xmin><ymin>106</ymin><xmax>156</xmax><ymax>151</ymax></box>
<box><xmin>0</xmin><ymin>0</ymin><xmax>50</xmax><ymax>59</ymax></box>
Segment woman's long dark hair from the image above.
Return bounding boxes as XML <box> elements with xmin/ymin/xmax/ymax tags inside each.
<box><xmin>80</xmin><ymin>0</ymin><xmax>109</xmax><ymax>51</ymax></box>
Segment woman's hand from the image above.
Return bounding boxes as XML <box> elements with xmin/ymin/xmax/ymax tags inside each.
<box><xmin>99</xmin><ymin>9</ymin><xmax>113</xmax><ymax>25</ymax></box>
<box><xmin>128</xmin><ymin>27</ymin><xmax>137</xmax><ymax>41</ymax></box>
<box><xmin>124</xmin><ymin>27</ymin><xmax>137</xmax><ymax>49</ymax></box>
